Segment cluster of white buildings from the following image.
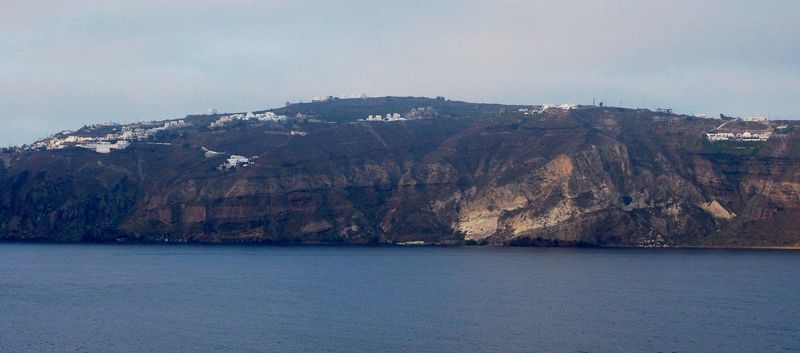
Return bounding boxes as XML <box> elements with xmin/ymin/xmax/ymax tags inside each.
<box><xmin>30</xmin><ymin>133</ymin><xmax>85</xmax><ymax>150</ymax></box>
<box><xmin>312</xmin><ymin>96</ymin><xmax>334</xmax><ymax>102</ymax></box>
<box><xmin>518</xmin><ymin>104</ymin><xmax>577</xmax><ymax>115</ymax></box>
<box><xmin>209</xmin><ymin>112</ymin><xmax>287</xmax><ymax>128</ymax></box>
<box><xmin>705</xmin><ymin>114</ymin><xmax>775</xmax><ymax>142</ymax></box>
<box><xmin>311</xmin><ymin>93</ymin><xmax>368</xmax><ymax>102</ymax></box>
<box><xmin>219</xmin><ymin>155</ymin><xmax>251</xmax><ymax>169</ymax></box>
<box><xmin>706</xmin><ymin>131</ymin><xmax>772</xmax><ymax>142</ymax></box>
<box><xmin>366</xmin><ymin>113</ymin><xmax>405</xmax><ymax>122</ymax></box>
<box><xmin>406</xmin><ymin>106</ymin><xmax>437</xmax><ymax>119</ymax></box>
<box><xmin>363</xmin><ymin>107</ymin><xmax>438</xmax><ymax>122</ymax></box>
<box><xmin>32</xmin><ymin>120</ymin><xmax>187</xmax><ymax>153</ymax></box>
<box><xmin>112</xmin><ymin>120</ymin><xmax>186</xmax><ymax>141</ymax></box>
<box><xmin>543</xmin><ymin>103</ymin><xmax>578</xmax><ymax>110</ymax></box>
<box><xmin>78</xmin><ymin>141</ymin><xmax>131</xmax><ymax>154</ymax></box>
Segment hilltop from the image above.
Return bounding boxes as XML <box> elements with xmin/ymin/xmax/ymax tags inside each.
<box><xmin>2</xmin><ymin>96</ymin><xmax>799</xmax><ymax>247</ymax></box>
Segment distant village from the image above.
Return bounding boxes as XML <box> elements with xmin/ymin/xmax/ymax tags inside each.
<box><xmin>209</xmin><ymin>111</ymin><xmax>288</xmax><ymax>128</ymax></box>
<box><xmin>24</xmin><ymin>119</ymin><xmax>187</xmax><ymax>153</ymax></box>
<box><xmin>6</xmin><ymin>96</ymin><xmax>792</xmax><ymax>162</ymax></box>
<box><xmin>11</xmin><ymin>93</ymin><xmax>373</xmax><ymax>154</ymax></box>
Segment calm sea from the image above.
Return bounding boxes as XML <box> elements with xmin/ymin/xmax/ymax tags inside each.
<box><xmin>0</xmin><ymin>244</ymin><xmax>798</xmax><ymax>353</ymax></box>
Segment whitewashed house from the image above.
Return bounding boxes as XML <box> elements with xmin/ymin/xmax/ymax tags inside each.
<box><xmin>706</xmin><ymin>132</ymin><xmax>736</xmax><ymax>141</ymax></box>
<box><xmin>220</xmin><ymin>155</ymin><xmax>251</xmax><ymax>169</ymax></box>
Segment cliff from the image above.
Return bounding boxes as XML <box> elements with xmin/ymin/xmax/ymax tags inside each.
<box><xmin>2</xmin><ymin>97</ymin><xmax>799</xmax><ymax>247</ymax></box>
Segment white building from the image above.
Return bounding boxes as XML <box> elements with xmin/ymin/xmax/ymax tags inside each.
<box><xmin>228</xmin><ymin>155</ymin><xmax>249</xmax><ymax>164</ymax></box>
<box><xmin>78</xmin><ymin>141</ymin><xmax>130</xmax><ymax>154</ymax></box>
<box><xmin>257</xmin><ymin>112</ymin><xmax>280</xmax><ymax>121</ymax></box>
<box><xmin>47</xmin><ymin>139</ymin><xmax>65</xmax><ymax>150</ymax></box>
<box><xmin>64</xmin><ymin>136</ymin><xmax>94</xmax><ymax>143</ymax></box>
<box><xmin>533</xmin><ymin>104</ymin><xmax>577</xmax><ymax>113</ymax></box>
<box><xmin>210</xmin><ymin>112</ymin><xmax>286</xmax><ymax>128</ymax></box>
<box><xmin>706</xmin><ymin>131</ymin><xmax>771</xmax><ymax>142</ymax></box>
<box><xmin>366</xmin><ymin>113</ymin><xmax>406</xmax><ymax>122</ymax></box>
<box><xmin>742</xmin><ymin>116</ymin><xmax>768</xmax><ymax>122</ymax></box>
<box><xmin>220</xmin><ymin>155</ymin><xmax>251</xmax><ymax>169</ymax></box>
<box><xmin>739</xmin><ymin>131</ymin><xmax>771</xmax><ymax>141</ymax></box>
<box><xmin>706</xmin><ymin>132</ymin><xmax>736</xmax><ymax>141</ymax></box>
<box><xmin>311</xmin><ymin>96</ymin><xmax>333</xmax><ymax>102</ymax></box>
<box><xmin>339</xmin><ymin>93</ymin><xmax>367</xmax><ymax>99</ymax></box>
<box><xmin>163</xmin><ymin>120</ymin><xmax>186</xmax><ymax>128</ymax></box>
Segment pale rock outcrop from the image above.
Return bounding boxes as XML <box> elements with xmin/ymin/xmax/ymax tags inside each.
<box><xmin>699</xmin><ymin>200</ymin><xmax>736</xmax><ymax>220</ymax></box>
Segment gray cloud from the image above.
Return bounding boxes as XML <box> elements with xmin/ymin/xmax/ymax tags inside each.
<box><xmin>1</xmin><ymin>0</ymin><xmax>798</xmax><ymax>145</ymax></box>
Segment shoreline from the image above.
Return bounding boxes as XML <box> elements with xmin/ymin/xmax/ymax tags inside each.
<box><xmin>1</xmin><ymin>239</ymin><xmax>799</xmax><ymax>250</ymax></box>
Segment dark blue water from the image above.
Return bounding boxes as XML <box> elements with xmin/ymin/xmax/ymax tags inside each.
<box><xmin>1</xmin><ymin>244</ymin><xmax>798</xmax><ymax>353</ymax></box>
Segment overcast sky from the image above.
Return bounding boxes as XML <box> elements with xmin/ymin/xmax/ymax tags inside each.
<box><xmin>2</xmin><ymin>0</ymin><xmax>798</xmax><ymax>146</ymax></box>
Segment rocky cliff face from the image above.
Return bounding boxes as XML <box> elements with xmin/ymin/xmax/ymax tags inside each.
<box><xmin>2</xmin><ymin>97</ymin><xmax>799</xmax><ymax>247</ymax></box>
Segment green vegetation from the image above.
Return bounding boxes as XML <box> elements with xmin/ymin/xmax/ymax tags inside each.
<box><xmin>699</xmin><ymin>138</ymin><xmax>765</xmax><ymax>157</ymax></box>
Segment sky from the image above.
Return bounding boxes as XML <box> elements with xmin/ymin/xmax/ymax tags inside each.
<box><xmin>1</xmin><ymin>0</ymin><xmax>799</xmax><ymax>146</ymax></box>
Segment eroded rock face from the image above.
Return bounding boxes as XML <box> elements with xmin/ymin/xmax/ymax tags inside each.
<box><xmin>741</xmin><ymin>180</ymin><xmax>800</xmax><ymax>207</ymax></box>
<box><xmin>700</xmin><ymin>200</ymin><xmax>736</xmax><ymax>220</ymax></box>
<box><xmin>2</xmin><ymin>98</ymin><xmax>800</xmax><ymax>246</ymax></box>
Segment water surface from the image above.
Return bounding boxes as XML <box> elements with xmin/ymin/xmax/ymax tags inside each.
<box><xmin>1</xmin><ymin>244</ymin><xmax>798</xmax><ymax>352</ymax></box>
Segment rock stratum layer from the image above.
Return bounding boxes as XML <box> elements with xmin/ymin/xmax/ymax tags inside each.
<box><xmin>2</xmin><ymin>97</ymin><xmax>800</xmax><ymax>247</ymax></box>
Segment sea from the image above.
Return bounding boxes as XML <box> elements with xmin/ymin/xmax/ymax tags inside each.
<box><xmin>1</xmin><ymin>243</ymin><xmax>798</xmax><ymax>353</ymax></box>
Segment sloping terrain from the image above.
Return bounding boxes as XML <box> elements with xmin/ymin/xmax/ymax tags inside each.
<box><xmin>2</xmin><ymin>97</ymin><xmax>799</xmax><ymax>246</ymax></box>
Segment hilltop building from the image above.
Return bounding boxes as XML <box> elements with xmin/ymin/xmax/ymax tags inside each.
<box><xmin>312</xmin><ymin>96</ymin><xmax>333</xmax><ymax>102</ymax></box>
